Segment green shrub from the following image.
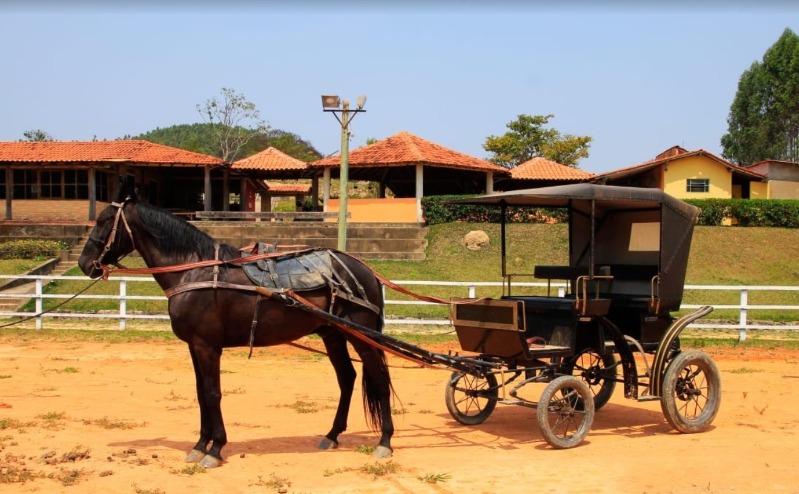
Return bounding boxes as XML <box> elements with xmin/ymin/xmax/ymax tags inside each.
<box><xmin>685</xmin><ymin>199</ymin><xmax>799</xmax><ymax>227</ymax></box>
<box><xmin>0</xmin><ymin>240</ymin><xmax>65</xmax><ymax>260</ymax></box>
<box><xmin>422</xmin><ymin>195</ymin><xmax>566</xmax><ymax>225</ymax></box>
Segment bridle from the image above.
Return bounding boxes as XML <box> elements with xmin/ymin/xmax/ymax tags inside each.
<box><xmin>91</xmin><ymin>198</ymin><xmax>136</xmax><ymax>278</ymax></box>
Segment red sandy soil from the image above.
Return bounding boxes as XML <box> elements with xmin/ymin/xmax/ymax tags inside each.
<box><xmin>0</xmin><ymin>336</ymin><xmax>797</xmax><ymax>493</ymax></box>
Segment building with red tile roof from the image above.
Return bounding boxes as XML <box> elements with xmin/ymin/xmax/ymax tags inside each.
<box><xmin>0</xmin><ymin>140</ymin><xmax>222</xmax><ymax>166</ymax></box>
<box><xmin>591</xmin><ymin>145</ymin><xmax>768</xmax><ymax>199</ymax></box>
<box><xmin>745</xmin><ymin>159</ymin><xmax>799</xmax><ymax>199</ymax></box>
<box><xmin>0</xmin><ymin>140</ymin><xmax>235</xmax><ymax>222</ymax></box>
<box><xmin>497</xmin><ymin>157</ymin><xmax>594</xmax><ymax>191</ymax></box>
<box><xmin>311</xmin><ymin>131</ymin><xmax>508</xmax><ymax>222</ymax></box>
<box><xmin>232</xmin><ymin>147</ymin><xmax>309</xmax><ymax>174</ymax></box>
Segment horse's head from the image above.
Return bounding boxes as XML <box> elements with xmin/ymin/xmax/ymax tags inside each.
<box><xmin>78</xmin><ymin>192</ymin><xmax>138</xmax><ymax>279</ymax></box>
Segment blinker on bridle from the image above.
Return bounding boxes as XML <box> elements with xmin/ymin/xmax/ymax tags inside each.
<box><xmin>91</xmin><ymin>197</ymin><xmax>136</xmax><ymax>277</ymax></box>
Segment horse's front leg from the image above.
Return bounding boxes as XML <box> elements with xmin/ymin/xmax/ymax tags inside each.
<box><xmin>317</xmin><ymin>330</ymin><xmax>356</xmax><ymax>450</ymax></box>
<box><xmin>185</xmin><ymin>343</ymin><xmax>226</xmax><ymax>468</ymax></box>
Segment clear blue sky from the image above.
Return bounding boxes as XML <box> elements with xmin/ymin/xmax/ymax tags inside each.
<box><xmin>1</xmin><ymin>2</ymin><xmax>796</xmax><ymax>173</ymax></box>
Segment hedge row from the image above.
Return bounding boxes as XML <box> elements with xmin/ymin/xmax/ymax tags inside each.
<box><xmin>684</xmin><ymin>199</ymin><xmax>799</xmax><ymax>227</ymax></box>
<box><xmin>422</xmin><ymin>195</ymin><xmax>567</xmax><ymax>225</ymax></box>
<box><xmin>0</xmin><ymin>240</ymin><xmax>67</xmax><ymax>260</ymax></box>
<box><xmin>423</xmin><ymin>195</ymin><xmax>799</xmax><ymax>228</ymax></box>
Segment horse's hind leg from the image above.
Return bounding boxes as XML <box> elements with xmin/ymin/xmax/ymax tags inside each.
<box><xmin>318</xmin><ymin>329</ymin><xmax>356</xmax><ymax>450</ymax></box>
<box><xmin>352</xmin><ymin>341</ymin><xmax>394</xmax><ymax>459</ymax></box>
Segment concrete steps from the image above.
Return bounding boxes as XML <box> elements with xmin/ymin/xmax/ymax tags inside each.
<box><xmin>193</xmin><ymin>222</ymin><xmax>429</xmax><ymax>261</ymax></box>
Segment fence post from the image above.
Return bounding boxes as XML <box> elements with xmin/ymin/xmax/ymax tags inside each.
<box><xmin>381</xmin><ymin>285</ymin><xmax>386</xmax><ymax>322</ymax></box>
<box><xmin>35</xmin><ymin>278</ymin><xmax>43</xmax><ymax>331</ymax></box>
<box><xmin>119</xmin><ymin>280</ymin><xmax>127</xmax><ymax>330</ymax></box>
<box><xmin>468</xmin><ymin>285</ymin><xmax>476</xmax><ymax>298</ymax></box>
<box><xmin>738</xmin><ymin>288</ymin><xmax>748</xmax><ymax>342</ymax></box>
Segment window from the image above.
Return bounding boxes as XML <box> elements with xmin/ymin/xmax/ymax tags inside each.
<box><xmin>64</xmin><ymin>170</ymin><xmax>89</xmax><ymax>199</ymax></box>
<box><xmin>686</xmin><ymin>178</ymin><xmax>709</xmax><ymax>193</ymax></box>
<box><xmin>95</xmin><ymin>172</ymin><xmax>110</xmax><ymax>202</ymax></box>
<box><xmin>13</xmin><ymin>170</ymin><xmax>37</xmax><ymax>199</ymax></box>
<box><xmin>40</xmin><ymin>171</ymin><xmax>63</xmax><ymax>198</ymax></box>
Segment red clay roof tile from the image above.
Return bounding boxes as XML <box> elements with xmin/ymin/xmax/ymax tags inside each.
<box><xmin>0</xmin><ymin>140</ymin><xmax>223</xmax><ymax>165</ymax></box>
<box><xmin>232</xmin><ymin>147</ymin><xmax>308</xmax><ymax>171</ymax></box>
<box><xmin>264</xmin><ymin>181</ymin><xmax>310</xmax><ymax>193</ymax></box>
<box><xmin>311</xmin><ymin>131</ymin><xmax>508</xmax><ymax>174</ymax></box>
<box><xmin>511</xmin><ymin>157</ymin><xmax>594</xmax><ymax>181</ymax></box>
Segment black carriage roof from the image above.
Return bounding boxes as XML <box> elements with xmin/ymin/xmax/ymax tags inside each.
<box><xmin>450</xmin><ymin>183</ymin><xmax>698</xmax><ymax>219</ymax></box>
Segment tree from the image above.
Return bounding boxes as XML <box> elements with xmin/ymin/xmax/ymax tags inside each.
<box><xmin>483</xmin><ymin>114</ymin><xmax>592</xmax><ymax>168</ymax></box>
<box><xmin>721</xmin><ymin>28</ymin><xmax>799</xmax><ymax>165</ymax></box>
<box><xmin>135</xmin><ymin>123</ymin><xmax>322</xmax><ymax>162</ymax></box>
<box><xmin>22</xmin><ymin>129</ymin><xmax>54</xmax><ymax>142</ymax></box>
<box><xmin>196</xmin><ymin>87</ymin><xmax>268</xmax><ymax>162</ymax></box>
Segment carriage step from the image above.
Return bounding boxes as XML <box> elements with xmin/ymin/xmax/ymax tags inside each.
<box><xmin>637</xmin><ymin>396</ymin><xmax>661</xmax><ymax>402</ymax></box>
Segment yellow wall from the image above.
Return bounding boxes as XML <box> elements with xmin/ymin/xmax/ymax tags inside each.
<box><xmin>663</xmin><ymin>156</ymin><xmax>732</xmax><ymax>199</ymax></box>
<box><xmin>750</xmin><ymin>181</ymin><xmax>769</xmax><ymax>199</ymax></box>
<box><xmin>326</xmin><ymin>197</ymin><xmax>418</xmax><ymax>223</ymax></box>
<box><xmin>767</xmin><ymin>180</ymin><xmax>799</xmax><ymax>199</ymax></box>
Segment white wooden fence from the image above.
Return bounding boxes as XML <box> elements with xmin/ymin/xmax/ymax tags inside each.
<box><xmin>1</xmin><ymin>275</ymin><xmax>797</xmax><ymax>342</ymax></box>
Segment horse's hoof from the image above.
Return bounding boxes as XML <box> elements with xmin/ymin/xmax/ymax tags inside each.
<box><xmin>317</xmin><ymin>437</ymin><xmax>338</xmax><ymax>451</ymax></box>
<box><xmin>372</xmin><ymin>445</ymin><xmax>392</xmax><ymax>459</ymax></box>
<box><xmin>199</xmin><ymin>454</ymin><xmax>222</xmax><ymax>469</ymax></box>
<box><xmin>185</xmin><ymin>449</ymin><xmax>206</xmax><ymax>463</ymax></box>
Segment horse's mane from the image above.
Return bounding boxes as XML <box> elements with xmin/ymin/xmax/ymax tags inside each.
<box><xmin>135</xmin><ymin>201</ymin><xmax>230</xmax><ymax>260</ymax></box>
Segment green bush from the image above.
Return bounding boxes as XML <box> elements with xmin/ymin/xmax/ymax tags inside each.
<box><xmin>0</xmin><ymin>240</ymin><xmax>66</xmax><ymax>260</ymax></box>
<box><xmin>422</xmin><ymin>195</ymin><xmax>567</xmax><ymax>225</ymax></box>
<box><xmin>685</xmin><ymin>199</ymin><xmax>799</xmax><ymax>227</ymax></box>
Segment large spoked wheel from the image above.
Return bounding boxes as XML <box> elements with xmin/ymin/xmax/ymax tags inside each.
<box><xmin>537</xmin><ymin>376</ymin><xmax>595</xmax><ymax>449</ymax></box>
<box><xmin>564</xmin><ymin>348</ymin><xmax>617</xmax><ymax>410</ymax></box>
<box><xmin>444</xmin><ymin>371</ymin><xmax>498</xmax><ymax>425</ymax></box>
<box><xmin>660</xmin><ymin>349</ymin><xmax>721</xmax><ymax>433</ymax></box>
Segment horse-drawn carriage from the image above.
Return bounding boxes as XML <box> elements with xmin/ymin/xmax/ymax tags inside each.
<box><xmin>79</xmin><ymin>183</ymin><xmax>719</xmax><ymax>466</ymax></box>
<box><xmin>442</xmin><ymin>183</ymin><xmax>720</xmax><ymax>447</ymax></box>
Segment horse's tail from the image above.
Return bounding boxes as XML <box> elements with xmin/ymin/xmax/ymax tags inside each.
<box><xmin>361</xmin><ymin>347</ymin><xmax>396</xmax><ymax>432</ymax></box>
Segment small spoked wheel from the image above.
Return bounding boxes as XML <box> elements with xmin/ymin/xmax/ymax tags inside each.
<box><xmin>564</xmin><ymin>348</ymin><xmax>617</xmax><ymax>410</ymax></box>
<box><xmin>537</xmin><ymin>376</ymin><xmax>594</xmax><ymax>449</ymax></box>
<box><xmin>660</xmin><ymin>349</ymin><xmax>721</xmax><ymax>433</ymax></box>
<box><xmin>444</xmin><ymin>371</ymin><xmax>498</xmax><ymax>425</ymax></box>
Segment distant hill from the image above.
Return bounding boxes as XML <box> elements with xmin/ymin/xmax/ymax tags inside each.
<box><xmin>133</xmin><ymin>123</ymin><xmax>323</xmax><ymax>163</ymax></box>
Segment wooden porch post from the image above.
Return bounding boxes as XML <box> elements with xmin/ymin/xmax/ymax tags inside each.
<box><xmin>204</xmin><ymin>166</ymin><xmax>212</xmax><ymax>211</ymax></box>
<box><xmin>88</xmin><ymin>167</ymin><xmax>97</xmax><ymax>221</ymax></box>
<box><xmin>222</xmin><ymin>169</ymin><xmax>230</xmax><ymax>211</ymax></box>
<box><xmin>322</xmin><ymin>168</ymin><xmax>331</xmax><ymax>212</ymax></box>
<box><xmin>5</xmin><ymin>168</ymin><xmax>12</xmax><ymax>220</ymax></box>
<box><xmin>486</xmin><ymin>171</ymin><xmax>494</xmax><ymax>194</ymax></box>
<box><xmin>311</xmin><ymin>176</ymin><xmax>319</xmax><ymax>210</ymax></box>
<box><xmin>415</xmin><ymin>163</ymin><xmax>424</xmax><ymax>223</ymax></box>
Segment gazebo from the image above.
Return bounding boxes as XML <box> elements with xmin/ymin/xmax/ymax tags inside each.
<box><xmin>231</xmin><ymin>147</ymin><xmax>316</xmax><ymax>212</ymax></box>
<box><xmin>310</xmin><ymin>131</ymin><xmax>508</xmax><ymax>222</ymax></box>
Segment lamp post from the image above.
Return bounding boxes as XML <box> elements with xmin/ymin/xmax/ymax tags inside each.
<box><xmin>321</xmin><ymin>94</ymin><xmax>366</xmax><ymax>251</ymax></box>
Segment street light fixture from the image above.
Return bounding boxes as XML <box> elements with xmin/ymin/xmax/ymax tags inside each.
<box><xmin>321</xmin><ymin>94</ymin><xmax>366</xmax><ymax>252</ymax></box>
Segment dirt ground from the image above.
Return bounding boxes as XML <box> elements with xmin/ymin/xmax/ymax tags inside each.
<box><xmin>0</xmin><ymin>334</ymin><xmax>797</xmax><ymax>494</ymax></box>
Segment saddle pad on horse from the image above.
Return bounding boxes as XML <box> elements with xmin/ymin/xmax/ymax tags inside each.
<box><xmin>242</xmin><ymin>246</ymin><xmax>334</xmax><ymax>292</ymax></box>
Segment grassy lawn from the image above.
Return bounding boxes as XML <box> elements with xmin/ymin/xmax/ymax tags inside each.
<box><xmin>0</xmin><ymin>259</ymin><xmax>51</xmax><ymax>276</ymax></box>
<box><xmin>2</xmin><ymin>223</ymin><xmax>798</xmax><ymax>324</ymax></box>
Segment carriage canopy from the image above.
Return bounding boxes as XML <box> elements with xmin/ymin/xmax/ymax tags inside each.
<box><xmin>450</xmin><ymin>183</ymin><xmax>700</xmax><ymax>311</ymax></box>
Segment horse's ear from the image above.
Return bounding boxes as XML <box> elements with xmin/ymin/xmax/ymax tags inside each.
<box><xmin>115</xmin><ymin>181</ymin><xmax>139</xmax><ymax>203</ymax></box>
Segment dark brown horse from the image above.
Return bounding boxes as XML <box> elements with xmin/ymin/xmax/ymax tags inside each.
<box><xmin>78</xmin><ymin>193</ymin><xmax>395</xmax><ymax>468</ymax></box>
